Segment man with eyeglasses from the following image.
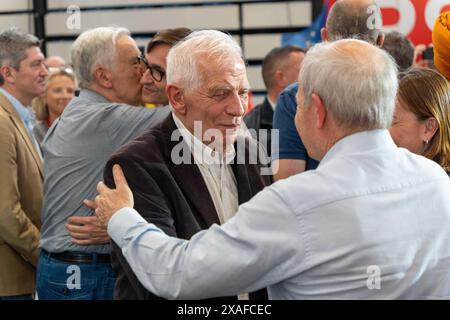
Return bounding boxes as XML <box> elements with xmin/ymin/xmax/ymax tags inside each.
<box><xmin>0</xmin><ymin>27</ymin><xmax>47</xmax><ymax>300</ymax></box>
<box><xmin>140</xmin><ymin>28</ymin><xmax>192</xmax><ymax>106</ymax></box>
<box><xmin>37</xmin><ymin>27</ymin><xmax>169</xmax><ymax>300</ymax></box>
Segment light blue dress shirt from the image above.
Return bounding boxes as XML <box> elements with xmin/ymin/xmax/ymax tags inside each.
<box><xmin>0</xmin><ymin>87</ymin><xmax>42</xmax><ymax>159</ymax></box>
<box><xmin>109</xmin><ymin>129</ymin><xmax>450</xmax><ymax>299</ymax></box>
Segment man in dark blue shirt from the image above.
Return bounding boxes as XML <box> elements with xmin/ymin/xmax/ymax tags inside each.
<box><xmin>271</xmin><ymin>0</ymin><xmax>384</xmax><ymax>181</ymax></box>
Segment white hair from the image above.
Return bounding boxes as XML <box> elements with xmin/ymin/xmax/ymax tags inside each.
<box><xmin>71</xmin><ymin>26</ymin><xmax>130</xmax><ymax>88</ymax></box>
<box><xmin>166</xmin><ymin>30</ymin><xmax>244</xmax><ymax>91</ymax></box>
<box><xmin>300</xmin><ymin>39</ymin><xmax>398</xmax><ymax>130</ymax></box>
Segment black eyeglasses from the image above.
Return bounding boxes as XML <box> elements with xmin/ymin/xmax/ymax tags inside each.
<box><xmin>137</xmin><ymin>54</ymin><xmax>166</xmax><ymax>82</ymax></box>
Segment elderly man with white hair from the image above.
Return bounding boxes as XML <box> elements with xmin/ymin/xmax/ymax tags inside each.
<box><xmin>37</xmin><ymin>27</ymin><xmax>169</xmax><ymax>300</ymax></box>
<box><xmin>95</xmin><ymin>39</ymin><xmax>450</xmax><ymax>300</ymax></box>
<box><xmin>98</xmin><ymin>30</ymin><xmax>271</xmax><ymax>300</ymax></box>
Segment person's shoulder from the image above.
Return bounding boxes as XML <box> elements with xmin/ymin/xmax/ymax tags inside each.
<box><xmin>67</xmin><ymin>97</ymin><xmax>145</xmax><ymax>115</ymax></box>
<box><xmin>0</xmin><ymin>106</ymin><xmax>10</xmax><ymax>123</ymax></box>
<box><xmin>109</xmin><ymin>124</ymin><xmax>165</xmax><ymax>162</ymax></box>
<box><xmin>275</xmin><ymin>82</ymin><xmax>298</xmax><ymax>114</ymax></box>
<box><xmin>110</xmin><ymin>103</ymin><xmax>169</xmax><ymax>115</ymax></box>
<box><xmin>272</xmin><ymin>147</ymin><xmax>449</xmax><ymax>216</ymax></box>
<box><xmin>280</xmin><ymin>82</ymin><xmax>299</xmax><ymax>98</ymax></box>
<box><xmin>244</xmin><ymin>102</ymin><xmax>263</xmax><ymax>126</ymax></box>
<box><xmin>107</xmin><ymin>104</ymin><xmax>170</xmax><ymax>128</ymax></box>
<box><xmin>0</xmin><ymin>90</ymin><xmax>10</xmax><ymax>109</ymax></box>
<box><xmin>252</xmin><ymin>99</ymin><xmax>267</xmax><ymax>111</ymax></box>
<box><xmin>247</xmin><ymin>102</ymin><xmax>264</xmax><ymax>115</ymax></box>
<box><xmin>62</xmin><ymin>95</ymin><xmax>109</xmax><ymax>117</ymax></box>
<box><xmin>402</xmin><ymin>148</ymin><xmax>450</xmax><ymax>181</ymax></box>
<box><xmin>268</xmin><ymin>169</ymin><xmax>325</xmax><ymax>212</ymax></box>
<box><xmin>0</xmin><ymin>99</ymin><xmax>7</xmax><ymax>116</ymax></box>
<box><xmin>0</xmin><ymin>106</ymin><xmax>16</xmax><ymax>134</ymax></box>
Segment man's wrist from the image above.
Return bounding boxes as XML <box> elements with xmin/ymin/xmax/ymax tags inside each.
<box><xmin>107</xmin><ymin>207</ymin><xmax>146</xmax><ymax>247</ymax></box>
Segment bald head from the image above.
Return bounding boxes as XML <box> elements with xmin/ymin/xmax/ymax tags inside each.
<box><xmin>44</xmin><ymin>56</ymin><xmax>67</xmax><ymax>68</ymax></box>
<box><xmin>324</xmin><ymin>0</ymin><xmax>383</xmax><ymax>46</ymax></box>
<box><xmin>342</xmin><ymin>0</ymin><xmax>374</xmax><ymax>7</ymax></box>
<box><xmin>300</xmin><ymin>39</ymin><xmax>397</xmax><ymax>132</ymax></box>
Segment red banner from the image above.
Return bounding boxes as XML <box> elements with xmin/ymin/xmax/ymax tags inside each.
<box><xmin>325</xmin><ymin>0</ymin><xmax>450</xmax><ymax>45</ymax></box>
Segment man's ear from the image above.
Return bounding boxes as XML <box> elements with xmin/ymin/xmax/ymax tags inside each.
<box><xmin>321</xmin><ymin>27</ymin><xmax>329</xmax><ymax>42</ymax></box>
<box><xmin>166</xmin><ymin>84</ymin><xmax>186</xmax><ymax>115</ymax></box>
<box><xmin>0</xmin><ymin>65</ymin><xmax>16</xmax><ymax>84</ymax></box>
<box><xmin>423</xmin><ymin>117</ymin><xmax>439</xmax><ymax>143</ymax></box>
<box><xmin>274</xmin><ymin>69</ymin><xmax>283</xmax><ymax>84</ymax></box>
<box><xmin>377</xmin><ymin>32</ymin><xmax>385</xmax><ymax>48</ymax></box>
<box><xmin>311</xmin><ymin>93</ymin><xmax>327</xmax><ymax>129</ymax></box>
<box><xmin>93</xmin><ymin>67</ymin><xmax>112</xmax><ymax>89</ymax></box>
<box><xmin>275</xmin><ymin>69</ymin><xmax>290</xmax><ymax>88</ymax></box>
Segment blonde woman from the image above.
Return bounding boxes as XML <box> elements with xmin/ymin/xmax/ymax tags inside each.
<box><xmin>32</xmin><ymin>67</ymin><xmax>76</xmax><ymax>145</ymax></box>
<box><xmin>390</xmin><ymin>67</ymin><xmax>450</xmax><ymax>176</ymax></box>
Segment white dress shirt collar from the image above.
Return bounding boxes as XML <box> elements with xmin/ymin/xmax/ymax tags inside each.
<box><xmin>320</xmin><ymin>129</ymin><xmax>396</xmax><ymax>167</ymax></box>
<box><xmin>172</xmin><ymin>113</ymin><xmax>236</xmax><ymax>166</ymax></box>
<box><xmin>267</xmin><ymin>96</ymin><xmax>276</xmax><ymax>111</ymax></box>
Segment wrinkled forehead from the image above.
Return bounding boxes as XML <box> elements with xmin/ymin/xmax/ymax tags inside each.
<box><xmin>197</xmin><ymin>54</ymin><xmax>248</xmax><ymax>85</ymax></box>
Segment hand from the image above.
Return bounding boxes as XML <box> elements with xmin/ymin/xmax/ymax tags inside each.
<box><xmin>66</xmin><ymin>215</ymin><xmax>110</xmax><ymax>245</ymax></box>
<box><xmin>95</xmin><ymin>164</ymin><xmax>134</xmax><ymax>227</ymax></box>
<box><xmin>83</xmin><ymin>199</ymin><xmax>97</xmax><ymax>210</ymax></box>
<box><xmin>413</xmin><ymin>44</ymin><xmax>428</xmax><ymax>67</ymax></box>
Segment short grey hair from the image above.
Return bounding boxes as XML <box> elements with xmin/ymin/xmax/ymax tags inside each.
<box><xmin>300</xmin><ymin>39</ymin><xmax>398</xmax><ymax>130</ymax></box>
<box><xmin>71</xmin><ymin>26</ymin><xmax>130</xmax><ymax>88</ymax></box>
<box><xmin>262</xmin><ymin>45</ymin><xmax>305</xmax><ymax>90</ymax></box>
<box><xmin>166</xmin><ymin>30</ymin><xmax>244</xmax><ymax>91</ymax></box>
<box><xmin>382</xmin><ymin>31</ymin><xmax>414</xmax><ymax>72</ymax></box>
<box><xmin>0</xmin><ymin>27</ymin><xmax>40</xmax><ymax>85</ymax></box>
<box><xmin>327</xmin><ymin>0</ymin><xmax>383</xmax><ymax>44</ymax></box>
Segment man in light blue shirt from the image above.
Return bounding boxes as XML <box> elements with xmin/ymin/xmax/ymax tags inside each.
<box><xmin>95</xmin><ymin>39</ymin><xmax>450</xmax><ymax>299</ymax></box>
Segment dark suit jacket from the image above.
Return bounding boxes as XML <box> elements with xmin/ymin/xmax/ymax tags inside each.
<box><xmin>244</xmin><ymin>97</ymin><xmax>274</xmax><ymax>156</ymax></box>
<box><xmin>104</xmin><ymin>114</ymin><xmax>272</xmax><ymax>300</ymax></box>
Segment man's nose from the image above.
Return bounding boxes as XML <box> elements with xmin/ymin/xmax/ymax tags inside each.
<box><xmin>61</xmin><ymin>90</ymin><xmax>72</xmax><ymax>99</ymax></box>
<box><xmin>139</xmin><ymin>64</ymin><xmax>146</xmax><ymax>76</ymax></box>
<box><xmin>41</xmin><ymin>64</ymin><xmax>49</xmax><ymax>77</ymax></box>
<box><xmin>227</xmin><ymin>91</ymin><xmax>246</xmax><ymax>116</ymax></box>
<box><xmin>140</xmin><ymin>69</ymin><xmax>153</xmax><ymax>84</ymax></box>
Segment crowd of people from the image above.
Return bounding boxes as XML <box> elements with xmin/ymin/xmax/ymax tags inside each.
<box><xmin>1</xmin><ymin>0</ymin><xmax>450</xmax><ymax>300</ymax></box>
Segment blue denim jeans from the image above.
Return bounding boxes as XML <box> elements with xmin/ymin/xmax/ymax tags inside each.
<box><xmin>36</xmin><ymin>251</ymin><xmax>115</xmax><ymax>300</ymax></box>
